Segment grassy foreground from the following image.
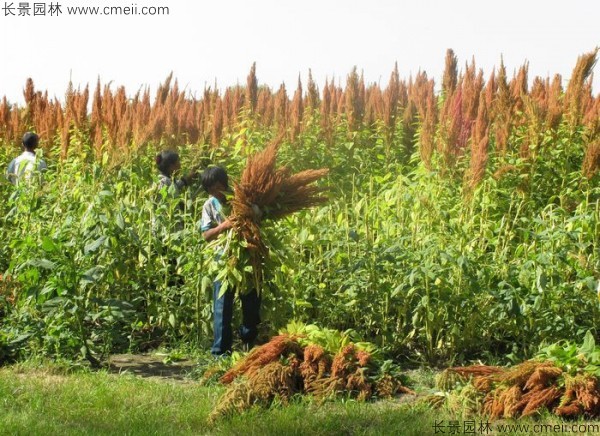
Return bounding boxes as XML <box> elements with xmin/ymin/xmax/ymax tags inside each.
<box><xmin>1</xmin><ymin>364</ymin><xmax>600</xmax><ymax>436</ymax></box>
<box><xmin>0</xmin><ymin>364</ymin><xmax>428</xmax><ymax>436</ymax></box>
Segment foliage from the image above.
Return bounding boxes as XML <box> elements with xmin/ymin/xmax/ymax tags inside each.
<box><xmin>1</xmin><ymin>54</ymin><xmax>599</xmax><ymax>366</ymax></box>
<box><xmin>537</xmin><ymin>331</ymin><xmax>600</xmax><ymax>377</ymax></box>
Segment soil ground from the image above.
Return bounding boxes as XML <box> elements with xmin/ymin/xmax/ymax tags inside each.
<box><xmin>108</xmin><ymin>354</ymin><xmax>197</xmax><ymax>383</ymax></box>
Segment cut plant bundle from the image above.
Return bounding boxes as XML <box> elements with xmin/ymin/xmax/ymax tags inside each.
<box><xmin>231</xmin><ymin>136</ymin><xmax>328</xmax><ymax>251</ymax></box>
<box><xmin>431</xmin><ymin>331</ymin><xmax>600</xmax><ymax>420</ymax></box>
<box><xmin>207</xmin><ymin>323</ymin><xmax>413</xmax><ymax>422</ymax></box>
<box><xmin>208</xmin><ymin>136</ymin><xmax>329</xmax><ymax>293</ymax></box>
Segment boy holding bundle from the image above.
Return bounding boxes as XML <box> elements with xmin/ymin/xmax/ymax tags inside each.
<box><xmin>200</xmin><ymin>166</ymin><xmax>261</xmax><ymax>356</ymax></box>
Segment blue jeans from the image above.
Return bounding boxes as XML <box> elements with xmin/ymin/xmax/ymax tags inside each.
<box><xmin>211</xmin><ymin>281</ymin><xmax>261</xmax><ymax>356</ymax></box>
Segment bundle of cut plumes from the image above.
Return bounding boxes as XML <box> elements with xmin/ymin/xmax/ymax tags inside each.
<box><xmin>207</xmin><ymin>324</ymin><xmax>413</xmax><ymax>422</ymax></box>
<box><xmin>229</xmin><ymin>137</ymin><xmax>328</xmax><ymax>279</ymax></box>
<box><xmin>431</xmin><ymin>332</ymin><xmax>600</xmax><ymax>420</ymax></box>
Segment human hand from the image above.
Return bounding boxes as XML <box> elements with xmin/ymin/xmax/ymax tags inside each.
<box><xmin>220</xmin><ymin>219</ymin><xmax>233</xmax><ymax>231</ymax></box>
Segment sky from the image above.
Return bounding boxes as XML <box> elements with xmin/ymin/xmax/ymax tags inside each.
<box><xmin>0</xmin><ymin>0</ymin><xmax>599</xmax><ymax>103</ymax></box>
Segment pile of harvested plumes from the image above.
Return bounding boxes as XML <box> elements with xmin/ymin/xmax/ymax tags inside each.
<box><xmin>432</xmin><ymin>332</ymin><xmax>600</xmax><ymax>420</ymax></box>
<box><xmin>208</xmin><ymin>324</ymin><xmax>413</xmax><ymax>422</ymax></box>
<box><xmin>229</xmin><ymin>137</ymin><xmax>328</xmax><ymax>283</ymax></box>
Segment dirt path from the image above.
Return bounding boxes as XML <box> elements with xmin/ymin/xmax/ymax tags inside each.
<box><xmin>108</xmin><ymin>354</ymin><xmax>197</xmax><ymax>383</ymax></box>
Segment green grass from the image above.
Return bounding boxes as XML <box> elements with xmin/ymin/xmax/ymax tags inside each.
<box><xmin>0</xmin><ymin>366</ymin><xmax>212</xmax><ymax>435</ymax></box>
<box><xmin>1</xmin><ymin>364</ymin><xmax>600</xmax><ymax>436</ymax></box>
<box><xmin>0</xmin><ymin>364</ymin><xmax>435</xmax><ymax>436</ymax></box>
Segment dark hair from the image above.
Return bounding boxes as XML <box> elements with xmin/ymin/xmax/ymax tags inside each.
<box><xmin>22</xmin><ymin>132</ymin><xmax>39</xmax><ymax>150</ymax></box>
<box><xmin>201</xmin><ymin>166</ymin><xmax>229</xmax><ymax>192</ymax></box>
<box><xmin>155</xmin><ymin>150</ymin><xmax>180</xmax><ymax>176</ymax></box>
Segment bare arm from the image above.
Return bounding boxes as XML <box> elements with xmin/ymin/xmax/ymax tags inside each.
<box><xmin>202</xmin><ymin>219</ymin><xmax>233</xmax><ymax>242</ymax></box>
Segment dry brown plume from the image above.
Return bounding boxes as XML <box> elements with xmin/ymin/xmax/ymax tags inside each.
<box><xmin>220</xmin><ymin>334</ymin><xmax>302</xmax><ymax>384</ymax></box>
<box><xmin>228</xmin><ymin>136</ymin><xmax>328</xmax><ymax>284</ymax></box>
<box><xmin>439</xmin><ymin>360</ymin><xmax>600</xmax><ymax>420</ymax></box>
<box><xmin>210</xmin><ymin>333</ymin><xmax>411</xmax><ymax>423</ymax></box>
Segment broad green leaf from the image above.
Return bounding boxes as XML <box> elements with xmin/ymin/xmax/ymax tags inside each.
<box><xmin>84</xmin><ymin>236</ymin><xmax>107</xmax><ymax>254</ymax></box>
<box><xmin>579</xmin><ymin>330</ymin><xmax>596</xmax><ymax>356</ymax></box>
<box><xmin>41</xmin><ymin>236</ymin><xmax>58</xmax><ymax>253</ymax></box>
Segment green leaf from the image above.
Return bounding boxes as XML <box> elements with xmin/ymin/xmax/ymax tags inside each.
<box><xmin>201</xmin><ymin>276</ymin><xmax>212</xmax><ymax>293</ymax></box>
<box><xmin>231</xmin><ymin>267</ymin><xmax>243</xmax><ymax>283</ymax></box>
<box><xmin>579</xmin><ymin>330</ymin><xmax>596</xmax><ymax>356</ymax></box>
<box><xmin>81</xmin><ymin>266</ymin><xmax>103</xmax><ymax>284</ymax></box>
<box><xmin>41</xmin><ymin>236</ymin><xmax>58</xmax><ymax>253</ymax></box>
<box><xmin>84</xmin><ymin>236</ymin><xmax>106</xmax><ymax>254</ymax></box>
<box><xmin>294</xmin><ymin>300</ymin><xmax>313</xmax><ymax>308</ymax></box>
<box><xmin>584</xmin><ymin>365</ymin><xmax>600</xmax><ymax>378</ymax></box>
<box><xmin>218</xmin><ymin>280</ymin><xmax>229</xmax><ymax>297</ymax></box>
<box><xmin>587</xmin><ymin>351</ymin><xmax>600</xmax><ymax>365</ymax></box>
<box><xmin>10</xmin><ymin>333</ymin><xmax>32</xmax><ymax>344</ymax></box>
<box><xmin>116</xmin><ymin>213</ymin><xmax>125</xmax><ymax>230</ymax></box>
<box><xmin>29</xmin><ymin>258</ymin><xmax>56</xmax><ymax>270</ymax></box>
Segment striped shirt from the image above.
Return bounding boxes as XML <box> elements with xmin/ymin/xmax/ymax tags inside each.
<box><xmin>200</xmin><ymin>196</ymin><xmax>226</xmax><ymax>232</ymax></box>
<box><xmin>6</xmin><ymin>151</ymin><xmax>47</xmax><ymax>186</ymax></box>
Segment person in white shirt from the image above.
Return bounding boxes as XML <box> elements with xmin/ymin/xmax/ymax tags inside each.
<box><xmin>5</xmin><ymin>132</ymin><xmax>47</xmax><ymax>186</ymax></box>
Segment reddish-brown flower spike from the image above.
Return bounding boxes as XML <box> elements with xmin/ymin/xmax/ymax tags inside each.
<box><xmin>583</xmin><ymin>141</ymin><xmax>600</xmax><ymax>179</ymax></box>
<box><xmin>246</xmin><ymin>62</ymin><xmax>258</xmax><ymax>113</ymax></box>
<box><xmin>23</xmin><ymin>77</ymin><xmax>36</xmax><ymax>107</ymax></box>
<box><xmin>274</xmin><ymin>83</ymin><xmax>288</xmax><ymax>132</ymax></box>
<box><xmin>305</xmin><ymin>69</ymin><xmax>320</xmax><ymax>111</ymax></box>
<box><xmin>290</xmin><ymin>76</ymin><xmax>304</xmax><ymax>141</ymax></box>
<box><xmin>442</xmin><ymin>48</ymin><xmax>458</xmax><ymax>97</ymax></box>
<box><xmin>383</xmin><ymin>62</ymin><xmax>401</xmax><ymax>132</ymax></box>
<box><xmin>419</xmin><ymin>96</ymin><xmax>437</xmax><ymax>170</ymax></box>
<box><xmin>509</xmin><ymin>62</ymin><xmax>529</xmax><ymax>115</ymax></box>
<box><xmin>546</xmin><ymin>74</ymin><xmax>563</xmax><ymax>130</ymax></box>
<box><xmin>344</xmin><ymin>66</ymin><xmax>363</xmax><ymax>132</ymax></box>
<box><xmin>257</xmin><ymin>86</ymin><xmax>274</xmax><ymax>127</ymax></box>
<box><xmin>211</xmin><ymin>97</ymin><xmax>224</xmax><ymax>147</ymax></box>
<box><xmin>565</xmin><ymin>49</ymin><xmax>598</xmax><ymax>128</ymax></box>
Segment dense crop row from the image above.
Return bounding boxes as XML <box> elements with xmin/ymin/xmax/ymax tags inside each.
<box><xmin>0</xmin><ymin>50</ymin><xmax>599</xmax><ymax>365</ymax></box>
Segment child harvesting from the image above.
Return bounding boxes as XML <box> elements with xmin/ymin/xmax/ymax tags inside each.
<box><xmin>155</xmin><ymin>150</ymin><xmax>199</xmax><ymax>197</ymax></box>
<box><xmin>153</xmin><ymin>150</ymin><xmax>199</xmax><ymax>286</ymax></box>
<box><xmin>200</xmin><ymin>166</ymin><xmax>261</xmax><ymax>356</ymax></box>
